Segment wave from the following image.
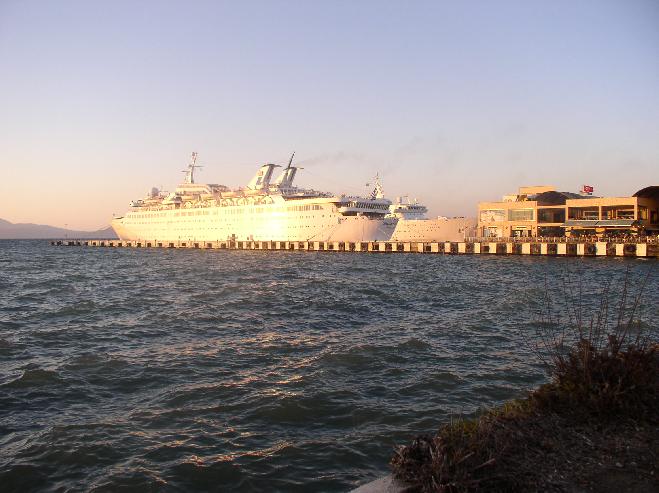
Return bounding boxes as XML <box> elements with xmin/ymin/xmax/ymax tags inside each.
<box><xmin>4</xmin><ymin>368</ymin><xmax>64</xmax><ymax>389</ymax></box>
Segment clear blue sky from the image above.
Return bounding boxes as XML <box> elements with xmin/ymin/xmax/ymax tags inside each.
<box><xmin>1</xmin><ymin>0</ymin><xmax>657</xmax><ymax>229</ymax></box>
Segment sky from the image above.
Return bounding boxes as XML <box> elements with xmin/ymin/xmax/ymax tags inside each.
<box><xmin>1</xmin><ymin>0</ymin><xmax>658</xmax><ymax>230</ymax></box>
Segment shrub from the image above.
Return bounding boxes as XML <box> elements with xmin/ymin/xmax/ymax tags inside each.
<box><xmin>531</xmin><ymin>266</ymin><xmax>658</xmax><ymax>419</ymax></box>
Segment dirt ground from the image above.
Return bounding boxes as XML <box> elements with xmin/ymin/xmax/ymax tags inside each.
<box><xmin>391</xmin><ymin>413</ymin><xmax>657</xmax><ymax>492</ymax></box>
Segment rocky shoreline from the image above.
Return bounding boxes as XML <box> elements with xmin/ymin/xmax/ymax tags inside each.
<box><xmin>384</xmin><ymin>276</ymin><xmax>658</xmax><ymax>492</ymax></box>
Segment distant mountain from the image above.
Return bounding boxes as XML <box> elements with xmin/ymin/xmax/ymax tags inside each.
<box><xmin>0</xmin><ymin>218</ymin><xmax>117</xmax><ymax>239</ymax></box>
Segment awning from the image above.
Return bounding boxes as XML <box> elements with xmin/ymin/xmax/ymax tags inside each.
<box><xmin>563</xmin><ymin>219</ymin><xmax>637</xmax><ymax>228</ymax></box>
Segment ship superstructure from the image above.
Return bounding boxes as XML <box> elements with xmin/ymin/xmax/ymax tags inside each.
<box><xmin>387</xmin><ymin>194</ymin><xmax>477</xmax><ymax>242</ymax></box>
<box><xmin>111</xmin><ymin>153</ymin><xmax>397</xmax><ymax>242</ymax></box>
<box><xmin>386</xmin><ymin>195</ymin><xmax>428</xmax><ymax>220</ymax></box>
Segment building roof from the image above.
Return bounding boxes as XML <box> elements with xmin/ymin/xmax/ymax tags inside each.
<box><xmin>633</xmin><ymin>186</ymin><xmax>659</xmax><ymax>200</ymax></box>
<box><xmin>530</xmin><ymin>190</ymin><xmax>586</xmax><ymax>205</ymax></box>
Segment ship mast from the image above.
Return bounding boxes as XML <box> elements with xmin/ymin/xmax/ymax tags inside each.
<box><xmin>182</xmin><ymin>152</ymin><xmax>203</xmax><ymax>184</ymax></box>
<box><xmin>370</xmin><ymin>173</ymin><xmax>384</xmax><ymax>199</ymax></box>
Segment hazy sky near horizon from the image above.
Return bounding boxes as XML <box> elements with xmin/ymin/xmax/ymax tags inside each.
<box><xmin>1</xmin><ymin>0</ymin><xmax>658</xmax><ymax>229</ymax></box>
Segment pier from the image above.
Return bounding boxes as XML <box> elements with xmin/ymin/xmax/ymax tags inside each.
<box><xmin>50</xmin><ymin>238</ymin><xmax>659</xmax><ymax>258</ymax></box>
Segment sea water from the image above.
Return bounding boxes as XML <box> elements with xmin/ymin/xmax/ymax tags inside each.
<box><xmin>1</xmin><ymin>241</ymin><xmax>656</xmax><ymax>492</ymax></box>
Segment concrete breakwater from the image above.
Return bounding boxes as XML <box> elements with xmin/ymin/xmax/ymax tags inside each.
<box><xmin>51</xmin><ymin>239</ymin><xmax>659</xmax><ymax>258</ymax></box>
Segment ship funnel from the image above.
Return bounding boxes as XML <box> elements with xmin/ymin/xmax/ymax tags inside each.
<box><xmin>273</xmin><ymin>152</ymin><xmax>302</xmax><ymax>189</ymax></box>
<box><xmin>247</xmin><ymin>163</ymin><xmax>280</xmax><ymax>190</ymax></box>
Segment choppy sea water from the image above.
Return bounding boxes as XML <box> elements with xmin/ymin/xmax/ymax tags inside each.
<box><xmin>0</xmin><ymin>240</ymin><xmax>657</xmax><ymax>492</ymax></box>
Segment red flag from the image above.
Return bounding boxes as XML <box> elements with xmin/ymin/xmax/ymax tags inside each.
<box><xmin>582</xmin><ymin>185</ymin><xmax>594</xmax><ymax>194</ymax></box>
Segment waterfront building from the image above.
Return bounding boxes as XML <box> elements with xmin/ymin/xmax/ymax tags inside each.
<box><xmin>478</xmin><ymin>185</ymin><xmax>659</xmax><ymax>238</ymax></box>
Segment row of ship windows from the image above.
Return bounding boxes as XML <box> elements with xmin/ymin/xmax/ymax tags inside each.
<box><xmin>129</xmin><ymin>204</ymin><xmax>326</xmax><ymax>219</ymax></box>
<box><xmin>126</xmin><ymin>214</ymin><xmax>325</xmax><ymax>224</ymax></box>
<box><xmin>346</xmin><ymin>202</ymin><xmax>388</xmax><ymax>210</ymax></box>
<box><xmin>127</xmin><ymin>216</ymin><xmax>329</xmax><ymax>224</ymax></box>
<box><xmin>127</xmin><ymin>224</ymin><xmax>320</xmax><ymax>231</ymax></box>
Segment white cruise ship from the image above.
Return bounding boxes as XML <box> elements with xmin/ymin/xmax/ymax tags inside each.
<box><xmin>111</xmin><ymin>153</ymin><xmax>397</xmax><ymax>242</ymax></box>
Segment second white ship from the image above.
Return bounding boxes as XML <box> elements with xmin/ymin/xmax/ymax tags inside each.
<box><xmin>387</xmin><ymin>197</ymin><xmax>477</xmax><ymax>242</ymax></box>
<box><xmin>111</xmin><ymin>153</ymin><xmax>397</xmax><ymax>243</ymax></box>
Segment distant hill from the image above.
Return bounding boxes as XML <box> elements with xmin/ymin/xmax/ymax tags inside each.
<box><xmin>0</xmin><ymin>218</ymin><xmax>117</xmax><ymax>239</ymax></box>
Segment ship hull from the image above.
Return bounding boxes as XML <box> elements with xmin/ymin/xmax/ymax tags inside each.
<box><xmin>111</xmin><ymin>204</ymin><xmax>397</xmax><ymax>243</ymax></box>
<box><xmin>390</xmin><ymin>217</ymin><xmax>477</xmax><ymax>242</ymax></box>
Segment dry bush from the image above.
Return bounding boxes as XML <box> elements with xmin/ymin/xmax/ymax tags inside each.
<box><xmin>531</xmin><ymin>266</ymin><xmax>658</xmax><ymax>419</ymax></box>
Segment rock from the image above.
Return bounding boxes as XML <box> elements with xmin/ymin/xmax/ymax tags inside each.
<box><xmin>352</xmin><ymin>475</ymin><xmax>409</xmax><ymax>493</ymax></box>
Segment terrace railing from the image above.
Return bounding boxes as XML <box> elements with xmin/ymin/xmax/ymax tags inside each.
<box><xmin>465</xmin><ymin>236</ymin><xmax>659</xmax><ymax>245</ymax></box>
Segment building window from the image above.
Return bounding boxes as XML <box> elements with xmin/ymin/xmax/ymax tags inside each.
<box><xmin>616</xmin><ymin>209</ymin><xmax>635</xmax><ymax>219</ymax></box>
<box><xmin>480</xmin><ymin>209</ymin><xmax>505</xmax><ymax>222</ymax></box>
<box><xmin>508</xmin><ymin>209</ymin><xmax>534</xmax><ymax>221</ymax></box>
<box><xmin>538</xmin><ymin>208</ymin><xmax>565</xmax><ymax>223</ymax></box>
<box><xmin>569</xmin><ymin>207</ymin><xmax>598</xmax><ymax>220</ymax></box>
